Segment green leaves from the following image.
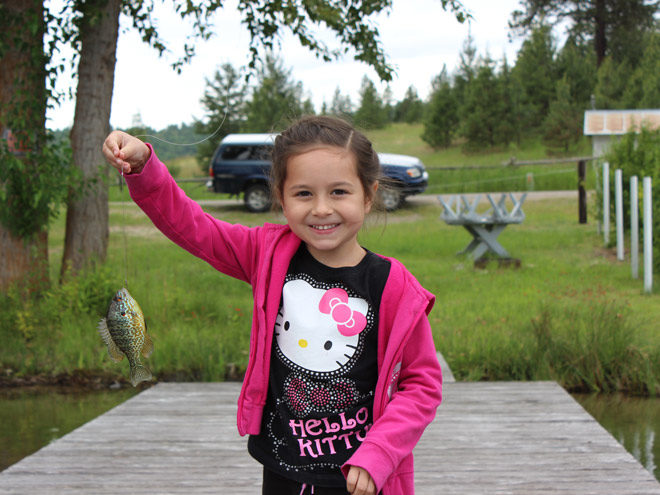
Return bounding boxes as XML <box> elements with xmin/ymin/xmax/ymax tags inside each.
<box><xmin>0</xmin><ymin>134</ymin><xmax>78</xmax><ymax>239</ymax></box>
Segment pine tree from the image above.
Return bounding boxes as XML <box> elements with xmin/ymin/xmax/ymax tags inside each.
<box><xmin>422</xmin><ymin>67</ymin><xmax>458</xmax><ymax>149</ymax></box>
<box><xmin>244</xmin><ymin>54</ymin><xmax>306</xmax><ymax>132</ymax></box>
<box><xmin>329</xmin><ymin>87</ymin><xmax>354</xmax><ymax>119</ymax></box>
<box><xmin>511</xmin><ymin>24</ymin><xmax>557</xmax><ymax>134</ymax></box>
<box><xmin>354</xmin><ymin>76</ymin><xmax>387</xmax><ymax>130</ymax></box>
<box><xmin>394</xmin><ymin>86</ymin><xmax>424</xmax><ymax>123</ymax></box>
<box><xmin>543</xmin><ymin>76</ymin><xmax>583</xmax><ymax>153</ymax></box>
<box><xmin>460</xmin><ymin>57</ymin><xmax>514</xmax><ymax>150</ymax></box>
<box><xmin>555</xmin><ymin>35</ymin><xmax>597</xmax><ymax>109</ymax></box>
<box><xmin>622</xmin><ymin>30</ymin><xmax>660</xmax><ymax>108</ymax></box>
<box><xmin>195</xmin><ymin>63</ymin><xmax>247</xmax><ymax>171</ymax></box>
<box><xmin>594</xmin><ymin>57</ymin><xmax>631</xmax><ymax>109</ymax></box>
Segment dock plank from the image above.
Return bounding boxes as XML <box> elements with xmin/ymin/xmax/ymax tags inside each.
<box><xmin>1</xmin><ymin>382</ymin><xmax>659</xmax><ymax>494</ymax></box>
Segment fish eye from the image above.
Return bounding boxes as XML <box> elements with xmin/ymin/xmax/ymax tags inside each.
<box><xmin>121</xmin><ymin>311</ymin><xmax>126</xmax><ymax>316</ymax></box>
<box><xmin>324</xmin><ymin>340</ymin><xmax>333</xmax><ymax>350</ymax></box>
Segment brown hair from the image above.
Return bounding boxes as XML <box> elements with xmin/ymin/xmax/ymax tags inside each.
<box><xmin>270</xmin><ymin>115</ymin><xmax>384</xmax><ymax>209</ymax></box>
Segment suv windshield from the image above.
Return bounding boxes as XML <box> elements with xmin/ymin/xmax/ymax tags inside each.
<box><xmin>220</xmin><ymin>145</ymin><xmax>272</xmax><ymax>161</ymax></box>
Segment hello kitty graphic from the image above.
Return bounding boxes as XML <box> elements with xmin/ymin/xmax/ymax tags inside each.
<box><xmin>274</xmin><ymin>279</ymin><xmax>371</xmax><ymax>375</ymax></box>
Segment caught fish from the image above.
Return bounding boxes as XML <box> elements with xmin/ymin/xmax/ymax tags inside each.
<box><xmin>98</xmin><ymin>288</ymin><xmax>154</xmax><ymax>387</ymax></box>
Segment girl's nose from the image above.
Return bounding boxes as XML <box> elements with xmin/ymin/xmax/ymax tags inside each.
<box><xmin>312</xmin><ymin>196</ymin><xmax>333</xmax><ymax>215</ymax></box>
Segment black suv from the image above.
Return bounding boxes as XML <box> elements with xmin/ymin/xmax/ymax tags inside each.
<box><xmin>207</xmin><ymin>133</ymin><xmax>429</xmax><ymax>212</ymax></box>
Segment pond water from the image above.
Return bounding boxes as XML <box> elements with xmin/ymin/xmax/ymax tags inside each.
<box><xmin>1</xmin><ymin>387</ymin><xmax>658</xmax><ymax>484</ymax></box>
<box><xmin>574</xmin><ymin>393</ymin><xmax>660</xmax><ymax>482</ymax></box>
<box><xmin>0</xmin><ymin>387</ymin><xmax>138</xmax><ymax>472</ymax></box>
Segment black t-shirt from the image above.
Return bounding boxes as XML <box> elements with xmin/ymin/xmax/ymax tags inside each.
<box><xmin>248</xmin><ymin>244</ymin><xmax>391</xmax><ymax>486</ymax></box>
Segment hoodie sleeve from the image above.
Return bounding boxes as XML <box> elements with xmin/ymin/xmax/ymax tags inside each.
<box><xmin>124</xmin><ymin>145</ymin><xmax>260</xmax><ymax>283</ymax></box>
<box><xmin>342</xmin><ymin>278</ymin><xmax>442</xmax><ymax>492</ymax></box>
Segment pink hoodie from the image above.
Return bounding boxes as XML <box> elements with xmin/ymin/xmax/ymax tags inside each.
<box><xmin>125</xmin><ymin>147</ymin><xmax>443</xmax><ymax>494</ymax></box>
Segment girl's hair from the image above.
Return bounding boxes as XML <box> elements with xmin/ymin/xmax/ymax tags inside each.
<box><xmin>270</xmin><ymin>115</ymin><xmax>385</xmax><ymax>209</ymax></box>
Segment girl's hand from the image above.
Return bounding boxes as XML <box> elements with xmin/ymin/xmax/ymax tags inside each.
<box><xmin>346</xmin><ymin>466</ymin><xmax>376</xmax><ymax>495</ymax></box>
<box><xmin>102</xmin><ymin>130</ymin><xmax>151</xmax><ymax>175</ymax></box>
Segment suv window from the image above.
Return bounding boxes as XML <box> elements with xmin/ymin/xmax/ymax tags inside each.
<box><xmin>220</xmin><ymin>145</ymin><xmax>272</xmax><ymax>161</ymax></box>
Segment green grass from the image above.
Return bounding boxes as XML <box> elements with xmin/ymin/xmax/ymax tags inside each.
<box><xmin>2</xmin><ymin>193</ymin><xmax>659</xmax><ymax>395</ymax></box>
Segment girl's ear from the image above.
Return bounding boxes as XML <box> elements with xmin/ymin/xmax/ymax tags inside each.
<box><xmin>365</xmin><ymin>181</ymin><xmax>379</xmax><ymax>212</ymax></box>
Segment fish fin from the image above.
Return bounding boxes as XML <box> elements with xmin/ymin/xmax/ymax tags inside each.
<box><xmin>141</xmin><ymin>331</ymin><xmax>154</xmax><ymax>358</ymax></box>
<box><xmin>97</xmin><ymin>318</ymin><xmax>124</xmax><ymax>362</ymax></box>
<box><xmin>130</xmin><ymin>364</ymin><xmax>152</xmax><ymax>387</ymax></box>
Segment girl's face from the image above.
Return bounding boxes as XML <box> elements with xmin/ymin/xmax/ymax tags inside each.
<box><xmin>280</xmin><ymin>146</ymin><xmax>377</xmax><ymax>268</ymax></box>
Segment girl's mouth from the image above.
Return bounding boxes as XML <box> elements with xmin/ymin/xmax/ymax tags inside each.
<box><xmin>311</xmin><ymin>223</ymin><xmax>339</xmax><ymax>231</ymax></box>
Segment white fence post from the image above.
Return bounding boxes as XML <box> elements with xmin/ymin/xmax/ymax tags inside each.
<box><xmin>615</xmin><ymin>169</ymin><xmax>624</xmax><ymax>260</ymax></box>
<box><xmin>631</xmin><ymin>176</ymin><xmax>639</xmax><ymax>279</ymax></box>
<box><xmin>643</xmin><ymin>176</ymin><xmax>653</xmax><ymax>294</ymax></box>
<box><xmin>603</xmin><ymin>162</ymin><xmax>610</xmax><ymax>245</ymax></box>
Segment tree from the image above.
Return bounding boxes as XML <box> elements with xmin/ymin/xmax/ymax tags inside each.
<box><xmin>61</xmin><ymin>0</ymin><xmax>122</xmax><ymax>279</ymax></box>
<box><xmin>354</xmin><ymin>76</ymin><xmax>387</xmax><ymax>130</ymax></box>
<box><xmin>509</xmin><ymin>0</ymin><xmax>659</xmax><ymax>67</ymax></box>
<box><xmin>452</xmin><ymin>33</ymin><xmax>478</xmax><ymax>105</ymax></box>
<box><xmin>243</xmin><ymin>54</ymin><xmax>306</xmax><ymax>132</ymax></box>
<box><xmin>394</xmin><ymin>86</ymin><xmax>424</xmax><ymax>123</ymax></box>
<box><xmin>328</xmin><ymin>87</ymin><xmax>354</xmax><ymax>119</ymax></box>
<box><xmin>511</xmin><ymin>24</ymin><xmax>557</xmax><ymax>134</ymax></box>
<box><xmin>593</xmin><ymin>56</ymin><xmax>631</xmax><ymax>109</ymax></box>
<box><xmin>422</xmin><ymin>67</ymin><xmax>458</xmax><ymax>149</ymax></box>
<box><xmin>622</xmin><ymin>30</ymin><xmax>660</xmax><ymax>108</ymax></box>
<box><xmin>0</xmin><ymin>1</ymin><xmax>71</xmax><ymax>292</ymax></box>
<box><xmin>195</xmin><ymin>63</ymin><xmax>247</xmax><ymax>171</ymax></box>
<box><xmin>543</xmin><ymin>76</ymin><xmax>583</xmax><ymax>153</ymax></box>
<box><xmin>460</xmin><ymin>57</ymin><xmax>514</xmax><ymax>150</ymax></box>
<box><xmin>555</xmin><ymin>34</ymin><xmax>598</xmax><ymax>109</ymax></box>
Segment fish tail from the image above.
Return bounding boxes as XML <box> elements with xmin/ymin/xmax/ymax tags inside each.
<box><xmin>129</xmin><ymin>364</ymin><xmax>152</xmax><ymax>387</ymax></box>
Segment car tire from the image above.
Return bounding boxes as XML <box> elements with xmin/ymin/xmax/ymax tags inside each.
<box><xmin>379</xmin><ymin>187</ymin><xmax>402</xmax><ymax>211</ymax></box>
<box><xmin>244</xmin><ymin>183</ymin><xmax>271</xmax><ymax>213</ymax></box>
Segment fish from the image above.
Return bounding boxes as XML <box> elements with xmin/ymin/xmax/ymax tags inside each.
<box><xmin>98</xmin><ymin>287</ymin><xmax>154</xmax><ymax>387</ymax></box>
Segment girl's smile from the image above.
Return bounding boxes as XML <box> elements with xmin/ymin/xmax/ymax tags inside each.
<box><xmin>280</xmin><ymin>146</ymin><xmax>377</xmax><ymax>268</ymax></box>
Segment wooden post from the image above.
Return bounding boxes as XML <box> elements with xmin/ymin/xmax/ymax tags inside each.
<box><xmin>603</xmin><ymin>162</ymin><xmax>610</xmax><ymax>245</ymax></box>
<box><xmin>643</xmin><ymin>177</ymin><xmax>653</xmax><ymax>294</ymax></box>
<box><xmin>578</xmin><ymin>160</ymin><xmax>587</xmax><ymax>224</ymax></box>
<box><xmin>615</xmin><ymin>169</ymin><xmax>624</xmax><ymax>261</ymax></box>
<box><xmin>631</xmin><ymin>176</ymin><xmax>639</xmax><ymax>279</ymax></box>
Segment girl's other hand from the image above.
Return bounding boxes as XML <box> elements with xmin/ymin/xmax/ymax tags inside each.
<box><xmin>346</xmin><ymin>466</ymin><xmax>376</xmax><ymax>495</ymax></box>
<box><xmin>102</xmin><ymin>130</ymin><xmax>151</xmax><ymax>175</ymax></box>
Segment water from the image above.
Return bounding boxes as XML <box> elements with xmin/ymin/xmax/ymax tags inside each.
<box><xmin>574</xmin><ymin>393</ymin><xmax>660</xmax><ymax>482</ymax></box>
<box><xmin>0</xmin><ymin>387</ymin><xmax>138</xmax><ymax>472</ymax></box>
<box><xmin>1</xmin><ymin>387</ymin><xmax>658</xmax><ymax>484</ymax></box>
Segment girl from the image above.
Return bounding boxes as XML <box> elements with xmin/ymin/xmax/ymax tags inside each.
<box><xmin>102</xmin><ymin>115</ymin><xmax>442</xmax><ymax>495</ymax></box>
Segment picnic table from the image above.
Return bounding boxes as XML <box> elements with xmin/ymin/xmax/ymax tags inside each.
<box><xmin>438</xmin><ymin>193</ymin><xmax>527</xmax><ymax>262</ymax></box>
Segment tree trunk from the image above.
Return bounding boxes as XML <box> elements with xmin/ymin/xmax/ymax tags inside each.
<box><xmin>61</xmin><ymin>0</ymin><xmax>121</xmax><ymax>278</ymax></box>
<box><xmin>0</xmin><ymin>0</ymin><xmax>49</xmax><ymax>293</ymax></box>
<box><xmin>594</xmin><ymin>0</ymin><xmax>607</xmax><ymax>67</ymax></box>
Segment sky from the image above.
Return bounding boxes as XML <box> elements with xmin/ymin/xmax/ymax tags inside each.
<box><xmin>46</xmin><ymin>0</ymin><xmax>528</xmax><ymax>131</ymax></box>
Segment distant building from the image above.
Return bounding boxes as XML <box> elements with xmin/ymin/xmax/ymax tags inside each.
<box><xmin>583</xmin><ymin>109</ymin><xmax>660</xmax><ymax>157</ymax></box>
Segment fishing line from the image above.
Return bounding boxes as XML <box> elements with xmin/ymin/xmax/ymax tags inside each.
<box><xmin>133</xmin><ymin>91</ymin><xmax>230</xmax><ymax>147</ymax></box>
<box><xmin>120</xmin><ymin>169</ymin><xmax>129</xmax><ymax>289</ymax></box>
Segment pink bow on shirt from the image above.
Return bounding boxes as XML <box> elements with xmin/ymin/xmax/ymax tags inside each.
<box><xmin>319</xmin><ymin>288</ymin><xmax>367</xmax><ymax>337</ymax></box>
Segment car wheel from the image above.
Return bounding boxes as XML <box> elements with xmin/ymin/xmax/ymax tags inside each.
<box><xmin>244</xmin><ymin>184</ymin><xmax>271</xmax><ymax>213</ymax></box>
<box><xmin>379</xmin><ymin>187</ymin><xmax>402</xmax><ymax>211</ymax></box>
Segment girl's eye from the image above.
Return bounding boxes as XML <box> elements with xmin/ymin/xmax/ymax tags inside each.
<box><xmin>332</xmin><ymin>189</ymin><xmax>348</xmax><ymax>196</ymax></box>
<box><xmin>295</xmin><ymin>191</ymin><xmax>311</xmax><ymax>197</ymax></box>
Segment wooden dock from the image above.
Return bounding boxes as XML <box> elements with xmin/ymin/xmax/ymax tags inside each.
<box><xmin>1</xmin><ymin>381</ymin><xmax>659</xmax><ymax>494</ymax></box>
